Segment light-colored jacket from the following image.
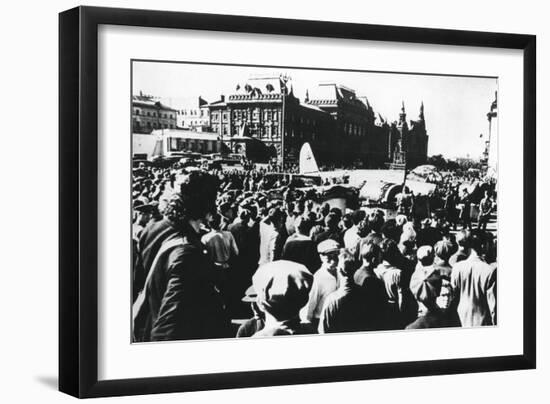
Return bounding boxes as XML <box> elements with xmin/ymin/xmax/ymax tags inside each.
<box><xmin>451</xmin><ymin>250</ymin><xmax>497</xmax><ymax>327</ymax></box>
<box><xmin>300</xmin><ymin>266</ymin><xmax>338</xmax><ymax>322</ymax></box>
<box><xmin>258</xmin><ymin>220</ymin><xmax>283</xmax><ymax>266</ymax></box>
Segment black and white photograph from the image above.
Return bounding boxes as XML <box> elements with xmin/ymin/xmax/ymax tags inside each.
<box><xmin>131</xmin><ymin>61</ymin><xmax>498</xmax><ymax>342</ymax></box>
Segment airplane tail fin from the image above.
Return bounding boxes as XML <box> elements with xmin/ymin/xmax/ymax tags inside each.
<box><xmin>299</xmin><ymin>142</ymin><xmax>320</xmax><ymax>175</ymax></box>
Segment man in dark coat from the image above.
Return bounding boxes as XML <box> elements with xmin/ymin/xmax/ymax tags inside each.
<box><xmin>133</xmin><ymin>215</ymin><xmax>180</xmax><ymax>300</ymax></box>
<box><xmin>353</xmin><ymin>242</ymin><xmax>388</xmax><ymax>330</ymax></box>
<box><xmin>228</xmin><ymin>207</ymin><xmax>258</xmax><ymax>316</ymax></box>
<box><xmin>282</xmin><ymin>216</ymin><xmax>321</xmax><ymax>273</ymax></box>
<box><xmin>312</xmin><ymin>212</ymin><xmax>343</xmax><ymax>246</ymax></box>
<box><xmin>375</xmin><ymin>238</ymin><xmax>418</xmax><ymax>329</ymax></box>
<box><xmin>133</xmin><ymin>171</ymin><xmax>231</xmax><ymax>342</ymax></box>
<box><xmin>319</xmin><ymin>249</ymin><xmax>372</xmax><ymax>334</ymax></box>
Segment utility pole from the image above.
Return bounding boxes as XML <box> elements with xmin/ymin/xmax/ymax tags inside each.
<box><xmin>281</xmin><ymin>89</ymin><xmax>286</xmax><ymax>171</ymax></box>
<box><xmin>401</xmin><ymin>141</ymin><xmax>408</xmax><ymax>190</ymax></box>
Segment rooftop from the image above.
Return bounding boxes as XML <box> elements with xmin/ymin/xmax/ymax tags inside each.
<box><xmin>149</xmin><ymin>129</ymin><xmax>219</xmax><ymax>141</ymax></box>
<box><xmin>306</xmin><ymin>83</ymin><xmax>366</xmax><ymax>109</ymax></box>
<box><xmin>132</xmin><ymin>96</ymin><xmax>177</xmax><ymax>112</ymax></box>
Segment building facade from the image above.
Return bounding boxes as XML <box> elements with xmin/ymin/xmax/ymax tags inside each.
<box><xmin>132</xmin><ymin>92</ymin><xmax>177</xmax><ymax>134</ymax></box>
<box><xmin>305</xmin><ymin>83</ymin><xmax>390</xmax><ymax>168</ymax></box>
<box><xmin>208</xmin><ymin>75</ymin><xmax>335</xmax><ymax>168</ymax></box>
<box><xmin>174</xmin><ymin>96</ymin><xmax>210</xmax><ymax>132</ymax></box>
<box><xmin>206</xmin><ymin>75</ymin><xmax>428</xmax><ymax>169</ymax></box>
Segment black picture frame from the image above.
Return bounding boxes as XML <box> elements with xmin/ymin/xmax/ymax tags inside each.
<box><xmin>59</xmin><ymin>6</ymin><xmax>536</xmax><ymax>398</ymax></box>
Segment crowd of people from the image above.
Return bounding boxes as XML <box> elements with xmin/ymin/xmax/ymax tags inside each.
<box><xmin>131</xmin><ymin>162</ymin><xmax>497</xmax><ymax>342</ymax></box>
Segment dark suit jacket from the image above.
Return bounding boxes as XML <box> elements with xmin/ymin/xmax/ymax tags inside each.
<box><xmin>134</xmin><ymin>218</ymin><xmax>179</xmax><ymax>299</ymax></box>
<box><xmin>282</xmin><ymin>235</ymin><xmax>321</xmax><ymax>273</ymax></box>
<box><xmin>406</xmin><ymin>309</ymin><xmax>461</xmax><ymax>329</ymax></box>
<box><xmin>143</xmin><ymin>223</ymin><xmax>231</xmax><ymax>341</ymax></box>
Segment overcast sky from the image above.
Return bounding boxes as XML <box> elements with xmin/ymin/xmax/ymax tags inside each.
<box><xmin>133</xmin><ymin>61</ymin><xmax>497</xmax><ymax>159</ymax></box>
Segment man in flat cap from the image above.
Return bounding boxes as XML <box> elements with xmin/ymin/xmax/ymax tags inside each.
<box><xmin>236</xmin><ymin>286</ymin><xmax>265</xmax><ymax>338</ymax></box>
<box><xmin>410</xmin><ymin>245</ymin><xmax>439</xmax><ymax>318</ymax></box>
<box><xmin>252</xmin><ymin>260</ymin><xmax>315</xmax><ymax>337</ymax></box>
<box><xmin>300</xmin><ymin>239</ymin><xmax>341</xmax><ymax>328</ymax></box>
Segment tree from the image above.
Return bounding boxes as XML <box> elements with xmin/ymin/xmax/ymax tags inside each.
<box><xmin>427</xmin><ymin>154</ymin><xmax>447</xmax><ymax>170</ymax></box>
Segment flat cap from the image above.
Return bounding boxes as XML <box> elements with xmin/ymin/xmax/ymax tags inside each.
<box><xmin>252</xmin><ymin>260</ymin><xmax>313</xmax><ymax>321</ymax></box>
<box><xmin>317</xmin><ymin>239</ymin><xmax>341</xmax><ymax>254</ymax></box>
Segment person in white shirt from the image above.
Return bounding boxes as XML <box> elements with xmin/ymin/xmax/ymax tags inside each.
<box><xmin>300</xmin><ymin>239</ymin><xmax>341</xmax><ymax>327</ymax></box>
<box><xmin>258</xmin><ymin>207</ymin><xmax>286</xmax><ymax>266</ymax></box>
<box><xmin>343</xmin><ymin>209</ymin><xmax>366</xmax><ymax>252</ymax></box>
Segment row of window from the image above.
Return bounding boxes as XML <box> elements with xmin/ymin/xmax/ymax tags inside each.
<box><xmin>288</xmin><ymin>129</ymin><xmax>317</xmax><ymax>141</ymax></box>
<box><xmin>287</xmin><ymin>115</ymin><xmax>318</xmax><ymax>127</ymax></box>
<box><xmin>133</xmin><ymin>120</ymin><xmax>174</xmax><ymax>130</ymax></box>
<box><xmin>134</xmin><ymin>109</ymin><xmax>174</xmax><ymax>120</ymax></box>
<box><xmin>344</xmin><ymin>122</ymin><xmax>367</xmax><ymax>136</ymax></box>
<box><xmin>210</xmin><ymin>110</ymin><xmax>326</xmax><ymax>128</ymax></box>
<box><xmin>181</xmin><ymin>119</ymin><xmax>208</xmax><ymax>126</ymax></box>
<box><xmin>211</xmin><ymin>109</ymin><xmax>280</xmax><ymax>123</ymax></box>
<box><xmin>177</xmin><ymin>109</ymin><xmax>208</xmax><ymax>117</ymax></box>
<box><xmin>169</xmin><ymin>138</ymin><xmax>218</xmax><ymax>153</ymax></box>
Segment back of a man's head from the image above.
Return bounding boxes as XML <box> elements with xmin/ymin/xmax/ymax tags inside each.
<box><xmin>361</xmin><ymin>242</ymin><xmax>381</xmax><ymax>266</ymax></box>
<box><xmin>321</xmin><ymin>203</ymin><xmax>331</xmax><ymax>216</ymax></box>
<box><xmin>351</xmin><ymin>209</ymin><xmax>366</xmax><ymax>226</ymax></box>
<box><xmin>296</xmin><ymin>216</ymin><xmax>313</xmax><ymax>236</ymax></box>
<box><xmin>165</xmin><ymin>170</ymin><xmax>218</xmax><ymax>223</ymax></box>
<box><xmin>341</xmin><ymin>213</ymin><xmax>353</xmax><ymax>230</ymax></box>
<box><xmin>268</xmin><ymin>207</ymin><xmax>285</xmax><ymax>228</ymax></box>
<box><xmin>238</xmin><ymin>208</ymin><xmax>250</xmax><ymax>222</ymax></box>
<box><xmin>325</xmin><ymin>212</ymin><xmax>339</xmax><ymax>230</ymax></box>
<box><xmin>434</xmin><ymin>239</ymin><xmax>456</xmax><ymax>263</ymax></box>
<box><xmin>380</xmin><ymin>238</ymin><xmax>401</xmax><ymax>267</ymax></box>
<box><xmin>209</xmin><ymin>213</ymin><xmax>222</xmax><ymax>230</ymax></box>
<box><xmin>381</xmin><ymin>219</ymin><xmax>400</xmax><ymax>242</ymax></box>
<box><xmin>338</xmin><ymin>249</ymin><xmax>357</xmax><ymax>278</ymax></box>
<box><xmin>368</xmin><ymin>211</ymin><xmax>385</xmax><ymax>233</ymax></box>
<box><xmin>330</xmin><ymin>207</ymin><xmax>343</xmax><ymax>220</ymax></box>
<box><xmin>456</xmin><ymin>230</ymin><xmax>473</xmax><ymax>249</ymax></box>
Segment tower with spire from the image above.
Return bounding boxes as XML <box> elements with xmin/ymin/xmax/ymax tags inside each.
<box><xmin>387</xmin><ymin>100</ymin><xmax>428</xmax><ymax>169</ymax></box>
<box><xmin>399</xmin><ymin>100</ymin><xmax>407</xmax><ymax>123</ymax></box>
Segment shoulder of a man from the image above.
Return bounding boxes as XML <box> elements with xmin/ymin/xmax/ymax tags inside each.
<box><xmin>473</xmin><ymin>257</ymin><xmax>496</xmax><ymax>278</ymax></box>
<box><xmin>139</xmin><ymin>218</ymin><xmax>174</xmax><ymax>245</ymax></box>
<box><xmin>165</xmin><ymin>239</ymin><xmax>204</xmax><ymax>266</ymax></box>
<box><xmin>451</xmin><ymin>255</ymin><xmax>475</xmax><ymax>279</ymax></box>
